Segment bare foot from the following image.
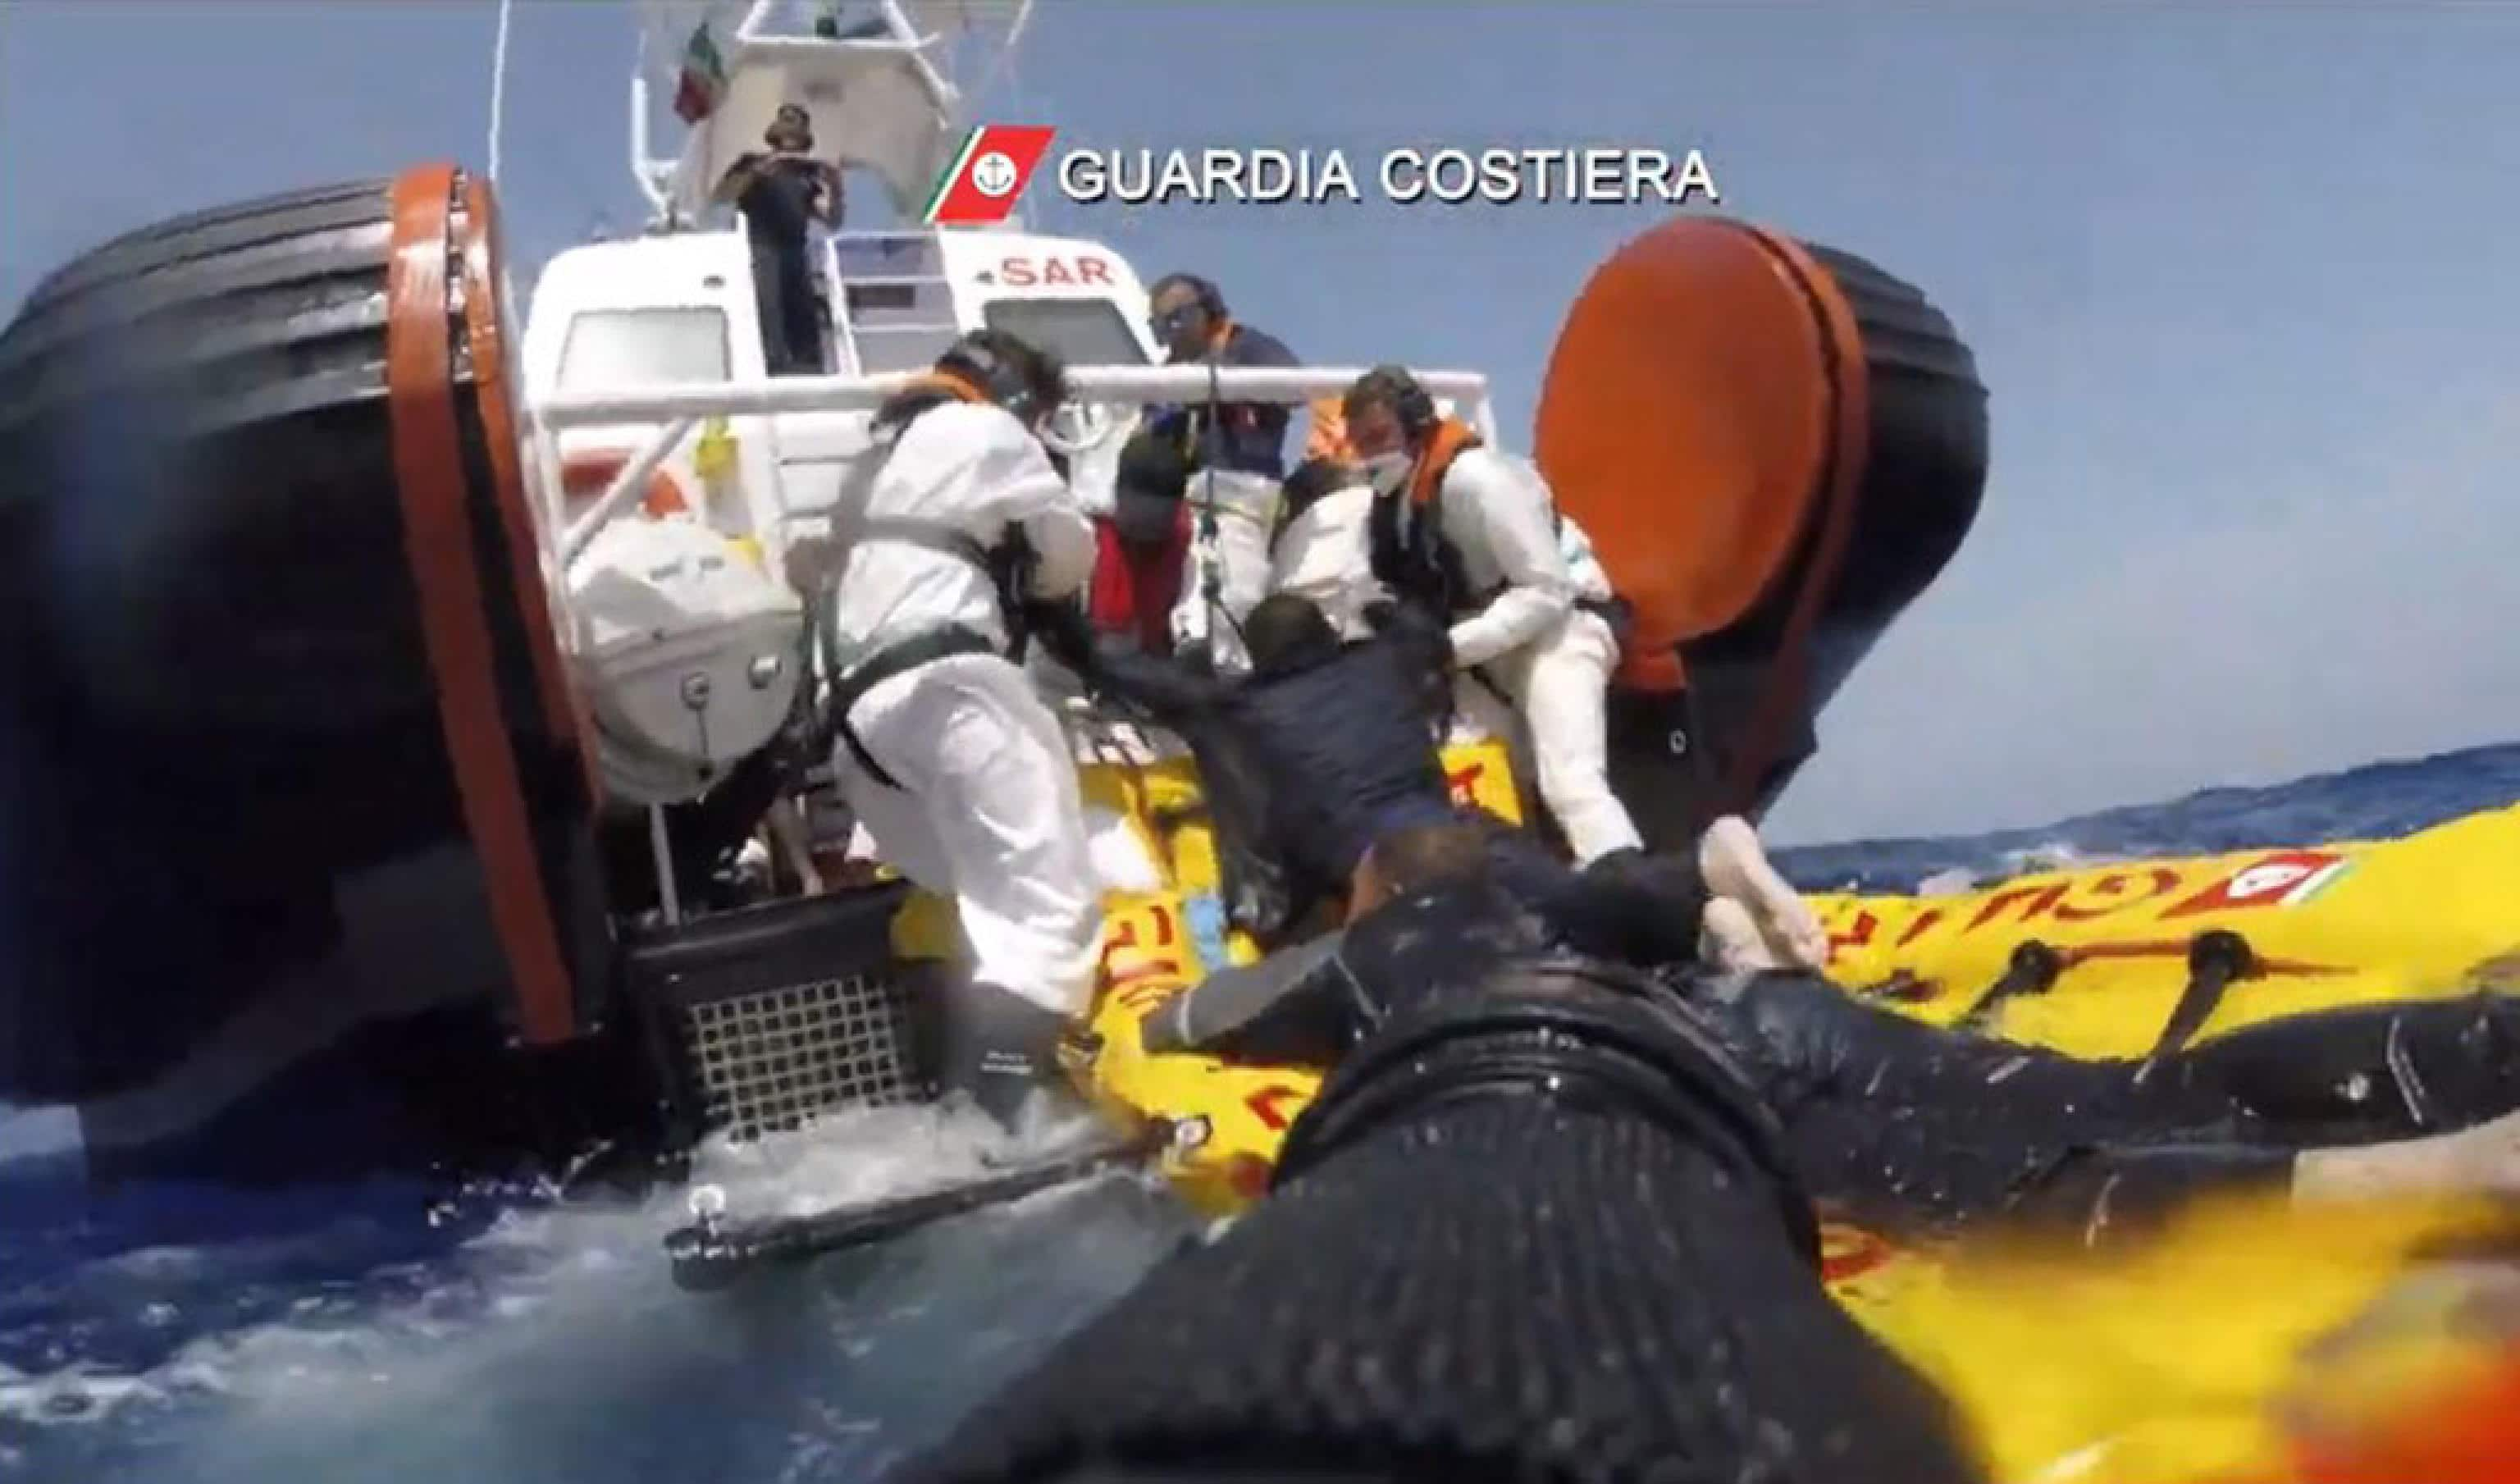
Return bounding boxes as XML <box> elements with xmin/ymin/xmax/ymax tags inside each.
<box><xmin>2436</xmin><ymin>1107</ymin><xmax>2520</xmax><ymax>1197</ymax></box>
<box><xmin>1700</xmin><ymin>897</ymin><xmax>1782</xmax><ymax>972</ymax></box>
<box><xmin>2294</xmin><ymin>1107</ymin><xmax>2520</xmax><ymax>1203</ymax></box>
<box><xmin>1697</xmin><ymin>815</ymin><xmax>1828</xmax><ymax>969</ymax></box>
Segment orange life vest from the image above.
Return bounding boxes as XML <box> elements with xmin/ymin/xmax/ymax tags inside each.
<box><xmin>1367</xmin><ymin>417</ymin><xmax>1484</xmax><ymax>616</ymax></box>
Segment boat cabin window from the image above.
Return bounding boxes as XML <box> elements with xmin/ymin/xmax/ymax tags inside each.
<box><xmin>556</xmin><ymin>308</ymin><xmax>733</xmax><ymax>390</ymax></box>
<box><xmin>980</xmin><ymin>299</ymin><xmax>1149</xmax><ymax>367</ymax></box>
<box><xmin>842</xmin><ymin>281</ymin><xmax>961</xmax><ymax>374</ymax></box>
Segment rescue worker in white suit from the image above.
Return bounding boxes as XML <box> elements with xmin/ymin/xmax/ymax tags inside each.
<box><xmin>1338</xmin><ymin>365</ymin><xmax>1647</xmax><ymax>867</ymax></box>
<box><xmin>817</xmin><ymin>330</ymin><xmax>1102</xmax><ymax>1129</ymax></box>
<box><xmin>1265</xmin><ymin>455</ymin><xmax>1390</xmax><ymax>643</ymax></box>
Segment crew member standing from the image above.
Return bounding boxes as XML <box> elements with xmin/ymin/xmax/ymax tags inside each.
<box><xmin>1135</xmin><ymin>273</ymin><xmax>1343</xmax><ymax>669</ymax></box>
<box><xmin>1339</xmin><ymin>363</ymin><xmax>1646</xmax><ymax>867</ymax></box>
<box><xmin>713</xmin><ymin>103</ymin><xmax>842</xmax><ymax>376</ymax></box>
<box><xmin>817</xmin><ymin>330</ymin><xmax>1102</xmax><ymax>1129</ymax></box>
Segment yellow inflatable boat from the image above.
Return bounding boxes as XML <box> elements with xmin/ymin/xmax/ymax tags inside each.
<box><xmin>1059</xmin><ymin>765</ymin><xmax>2520</xmax><ymax>1230</ymax></box>
<box><xmin>893</xmin><ymin>741</ymin><xmax>2520</xmax><ymax>1482</ymax></box>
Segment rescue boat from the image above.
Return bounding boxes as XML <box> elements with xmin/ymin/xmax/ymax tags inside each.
<box><xmin>0</xmin><ymin>0</ymin><xmax>1984</xmax><ymax>1189</ymax></box>
<box><xmin>5</xmin><ymin>3</ymin><xmax>2518</xmax><ymax>1477</ymax></box>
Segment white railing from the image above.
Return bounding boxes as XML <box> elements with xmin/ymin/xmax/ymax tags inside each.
<box><xmin>537</xmin><ymin>363</ymin><xmax>1500</xmax><ymax>568</ymax></box>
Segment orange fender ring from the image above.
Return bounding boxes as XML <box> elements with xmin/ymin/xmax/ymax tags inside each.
<box><xmin>385</xmin><ymin>163</ymin><xmax>578</xmax><ymax>1046</ymax></box>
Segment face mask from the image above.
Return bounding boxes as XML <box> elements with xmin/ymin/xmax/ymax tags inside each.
<box><xmin>1360</xmin><ymin>451</ymin><xmax>1410</xmax><ymax>495</ymax></box>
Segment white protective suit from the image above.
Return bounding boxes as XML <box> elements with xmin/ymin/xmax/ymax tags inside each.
<box><xmin>1166</xmin><ymin>468</ymin><xmax>1280</xmax><ymax>671</ymax></box>
<box><xmin>824</xmin><ymin>400</ymin><xmax>1102</xmax><ymax>1017</ymax></box>
<box><xmin>1404</xmin><ymin>442</ymin><xmax>1644</xmax><ymax>865</ymax></box>
<box><xmin>1265</xmin><ymin>477</ymin><xmax>1390</xmax><ymax>642</ymax></box>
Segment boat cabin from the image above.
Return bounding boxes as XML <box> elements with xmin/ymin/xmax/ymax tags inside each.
<box><xmin>518</xmin><ymin>0</ymin><xmax>1162</xmax><ymax>566</ymax></box>
<box><xmin>518</xmin><ymin>222</ymin><xmax>1160</xmax><ymax>557</ymax></box>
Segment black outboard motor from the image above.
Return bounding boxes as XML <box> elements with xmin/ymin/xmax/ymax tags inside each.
<box><xmin>1535</xmin><ymin>219</ymin><xmax>1990</xmax><ymax>844</ymax></box>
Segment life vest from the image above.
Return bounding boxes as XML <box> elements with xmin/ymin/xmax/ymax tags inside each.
<box><xmin>1087</xmin><ymin>505</ymin><xmax>1192</xmax><ymax>655</ymax></box>
<box><xmin>879</xmin><ymin>368</ymin><xmax>988</xmax><ymax>425</ymax></box>
<box><xmin>1367</xmin><ymin>418</ymin><xmax>1637</xmax><ymax>652</ymax></box>
<box><xmin>1366</xmin><ymin>416</ymin><xmax>1484</xmax><ymax>618</ymax></box>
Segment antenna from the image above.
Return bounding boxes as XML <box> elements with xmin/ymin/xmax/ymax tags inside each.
<box><xmin>487</xmin><ymin>0</ymin><xmax>517</xmax><ymax>187</ymax></box>
<box><xmin>627</xmin><ymin>0</ymin><xmax>1038</xmax><ymax>226</ymax></box>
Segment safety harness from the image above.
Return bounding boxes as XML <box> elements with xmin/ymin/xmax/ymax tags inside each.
<box><xmin>817</xmin><ymin>372</ymin><xmax>1041</xmax><ymax>789</ymax></box>
<box><xmin>1366</xmin><ymin>417</ymin><xmax>1485</xmax><ymax>619</ymax></box>
<box><xmin>1367</xmin><ymin>418</ymin><xmax>1634</xmax><ymax>647</ymax></box>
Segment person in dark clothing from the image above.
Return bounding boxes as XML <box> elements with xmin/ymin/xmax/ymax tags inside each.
<box><xmin>1041</xmin><ymin>587</ymin><xmax>1801</xmax><ymax>955</ymax></box>
<box><xmin>1144</xmin><ymin>272</ymin><xmax>1319</xmax><ymax>482</ymax></box>
<box><xmin>1039</xmin><ymin>591</ymin><xmax>1459</xmax><ymax>941</ymax></box>
<box><xmin>1185</xmin><ymin>813</ymin><xmax>2520</xmax><ymax>1240</ymax></box>
<box><xmin>714</xmin><ymin>103</ymin><xmax>842</xmax><ymax>376</ymax></box>
<box><xmin>1139</xmin><ymin>801</ymin><xmax>1715</xmax><ymax>1059</ymax></box>
<box><xmin>896</xmin><ymin>861</ymin><xmax>1988</xmax><ymax>1484</ymax></box>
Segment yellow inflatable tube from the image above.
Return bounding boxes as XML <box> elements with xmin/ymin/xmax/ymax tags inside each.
<box><xmin>900</xmin><ymin>764</ymin><xmax>2519</xmax><ymax>1229</ymax></box>
<box><xmin>897</xmin><ymin>754</ymin><xmax>2520</xmax><ymax>1480</ymax></box>
<box><xmin>891</xmin><ymin>733</ymin><xmax>1526</xmax><ymax>1217</ymax></box>
<box><xmin>1810</xmin><ymin>800</ymin><xmax>2520</xmax><ymax>1059</ymax></box>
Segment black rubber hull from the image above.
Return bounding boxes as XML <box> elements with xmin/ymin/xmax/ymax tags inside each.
<box><xmin>0</xmin><ymin>171</ymin><xmax>622</xmax><ymax>1181</ymax></box>
<box><xmin>1573</xmin><ymin>231</ymin><xmax>1991</xmax><ymax>847</ymax></box>
<box><xmin>1678</xmin><ymin>244</ymin><xmax>1988</xmax><ymax>810</ymax></box>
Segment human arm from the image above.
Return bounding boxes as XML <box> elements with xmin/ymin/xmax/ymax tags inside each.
<box><xmin>1371</xmin><ymin>594</ymin><xmax>1454</xmax><ymax>669</ymax></box>
<box><xmin>1219</xmin><ymin>326</ymin><xmax>1298</xmax><ymax>453</ymax></box>
<box><xmin>1442</xmin><ymin>452</ymin><xmax>1576</xmax><ymax>669</ymax></box>
<box><xmin>1139</xmin><ymin>929</ymin><xmax>1350</xmax><ymax>1057</ymax></box>
<box><xmin>1023</xmin><ymin>578</ymin><xmax>1228</xmax><ymax>722</ymax></box>
<box><xmin>1071</xmin><ymin>637</ymin><xmax>1229</xmax><ymax>724</ymax></box>
<box><xmin>896</xmin><ymin>954</ymin><xmax>1979</xmax><ymax>1484</ymax></box>
<box><xmin>710</xmin><ymin>151</ymin><xmax>767</xmax><ymax>205</ymax></box>
<box><xmin>807</xmin><ymin>161</ymin><xmax>844</xmax><ymax>225</ymax></box>
<box><xmin>1016</xmin><ymin>500</ymin><xmax>1096</xmax><ymax>603</ymax></box>
<box><xmin>1554</xmin><ymin>861</ymin><xmax>1712</xmax><ymax>968</ymax></box>
<box><xmin>1358</xmin><ymin>596</ymin><xmax>1459</xmax><ymax>728</ymax></box>
<box><xmin>946</xmin><ymin>403</ymin><xmax>1095</xmax><ymax>602</ymax></box>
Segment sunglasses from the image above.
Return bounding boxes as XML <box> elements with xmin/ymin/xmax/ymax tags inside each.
<box><xmin>1149</xmin><ymin>305</ymin><xmax>1203</xmax><ymax>337</ymax></box>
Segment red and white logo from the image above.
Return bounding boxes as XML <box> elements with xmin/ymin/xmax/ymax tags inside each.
<box><xmin>2161</xmin><ymin>850</ymin><xmax>2353</xmax><ymax>919</ymax></box>
<box><xmin>924</xmin><ymin>125</ymin><xmax>1057</xmax><ymax>226</ymax></box>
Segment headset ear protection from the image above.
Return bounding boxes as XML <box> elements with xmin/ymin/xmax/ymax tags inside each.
<box><xmin>1148</xmin><ymin>274</ymin><xmax>1229</xmax><ymax>351</ymax></box>
<box><xmin>1151</xmin><ymin>272</ymin><xmax>1227</xmax><ymax>320</ymax></box>
<box><xmin>943</xmin><ymin>331</ymin><xmax>1064</xmax><ymax>424</ymax></box>
<box><xmin>1354</xmin><ymin>363</ymin><xmax>1437</xmax><ymax>443</ymax></box>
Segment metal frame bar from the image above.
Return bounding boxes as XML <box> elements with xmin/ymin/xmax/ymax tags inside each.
<box><xmin>559</xmin><ymin>413</ymin><xmax>699</xmax><ymax>568</ymax></box>
<box><xmin>539</xmin><ymin>364</ymin><xmax>1495</xmax><ymax>428</ymax></box>
<box><xmin>533</xmin><ymin>363</ymin><xmax>1497</xmax><ymax>582</ymax></box>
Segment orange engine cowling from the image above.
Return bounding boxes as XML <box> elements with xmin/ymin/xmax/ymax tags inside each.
<box><xmin>1535</xmin><ymin>217</ymin><xmax>1988</xmax><ymax>846</ymax></box>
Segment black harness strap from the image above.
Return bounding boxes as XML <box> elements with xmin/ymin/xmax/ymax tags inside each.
<box><xmin>825</xmin><ymin>624</ymin><xmax>999</xmax><ymax>789</ymax></box>
<box><xmin>1371</xmin><ymin>443</ymin><xmax>1637</xmax><ymax>660</ymax></box>
<box><xmin>856</xmin><ymin>514</ymin><xmax>995</xmax><ymax>570</ymax></box>
<box><xmin>815</xmin><ymin>395</ymin><xmax>1059</xmax><ymax>788</ymax></box>
<box><xmin>1576</xmin><ymin>593</ymin><xmax>1636</xmax><ymax>648</ymax></box>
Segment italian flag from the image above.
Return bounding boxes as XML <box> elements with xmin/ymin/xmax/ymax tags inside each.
<box><xmin>672</xmin><ymin>22</ymin><xmax>727</xmax><ymax>125</ymax></box>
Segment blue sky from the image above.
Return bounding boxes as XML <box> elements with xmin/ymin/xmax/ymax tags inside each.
<box><xmin>4</xmin><ymin>2</ymin><xmax>2515</xmax><ymax>845</ymax></box>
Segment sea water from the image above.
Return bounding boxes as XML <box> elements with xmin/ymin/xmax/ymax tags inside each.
<box><xmin>3</xmin><ymin>742</ymin><xmax>2515</xmax><ymax>1482</ymax></box>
